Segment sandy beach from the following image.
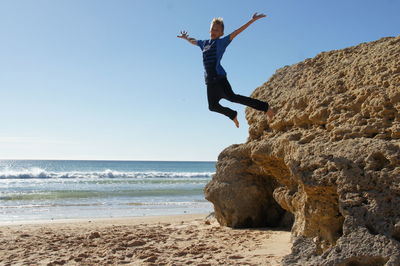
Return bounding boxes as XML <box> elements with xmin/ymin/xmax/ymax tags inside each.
<box><xmin>0</xmin><ymin>213</ymin><xmax>291</xmax><ymax>265</ymax></box>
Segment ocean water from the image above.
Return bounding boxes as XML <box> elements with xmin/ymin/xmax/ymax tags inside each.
<box><xmin>0</xmin><ymin>160</ymin><xmax>215</xmax><ymax>222</ymax></box>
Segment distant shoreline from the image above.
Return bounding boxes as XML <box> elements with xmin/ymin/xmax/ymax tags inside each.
<box><xmin>0</xmin><ymin>213</ymin><xmax>210</xmax><ymax>226</ymax></box>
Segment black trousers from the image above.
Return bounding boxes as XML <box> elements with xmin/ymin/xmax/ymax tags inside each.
<box><xmin>207</xmin><ymin>76</ymin><xmax>268</xmax><ymax>120</ymax></box>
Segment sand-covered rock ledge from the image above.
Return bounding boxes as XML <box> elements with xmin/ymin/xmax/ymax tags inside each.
<box><xmin>205</xmin><ymin>35</ymin><xmax>400</xmax><ymax>265</ymax></box>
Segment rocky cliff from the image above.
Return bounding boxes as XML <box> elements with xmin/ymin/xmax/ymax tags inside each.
<box><xmin>205</xmin><ymin>36</ymin><xmax>400</xmax><ymax>265</ymax></box>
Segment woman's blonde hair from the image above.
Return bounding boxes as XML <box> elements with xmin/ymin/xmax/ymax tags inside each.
<box><xmin>211</xmin><ymin>17</ymin><xmax>224</xmax><ymax>32</ymax></box>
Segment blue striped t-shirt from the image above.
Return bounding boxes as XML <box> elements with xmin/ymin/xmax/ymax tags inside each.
<box><xmin>197</xmin><ymin>35</ymin><xmax>231</xmax><ymax>83</ymax></box>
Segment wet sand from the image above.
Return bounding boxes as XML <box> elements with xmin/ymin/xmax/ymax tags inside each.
<box><xmin>0</xmin><ymin>214</ymin><xmax>291</xmax><ymax>265</ymax></box>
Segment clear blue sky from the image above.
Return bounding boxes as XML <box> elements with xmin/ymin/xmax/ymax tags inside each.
<box><xmin>1</xmin><ymin>0</ymin><xmax>399</xmax><ymax>161</ymax></box>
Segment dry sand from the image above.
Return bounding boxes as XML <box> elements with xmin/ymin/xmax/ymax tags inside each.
<box><xmin>0</xmin><ymin>214</ymin><xmax>291</xmax><ymax>265</ymax></box>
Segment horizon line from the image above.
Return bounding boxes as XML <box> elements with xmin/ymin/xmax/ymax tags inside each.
<box><xmin>0</xmin><ymin>158</ymin><xmax>217</xmax><ymax>163</ymax></box>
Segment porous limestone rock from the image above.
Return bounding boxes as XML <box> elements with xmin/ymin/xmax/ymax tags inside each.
<box><xmin>204</xmin><ymin>36</ymin><xmax>400</xmax><ymax>265</ymax></box>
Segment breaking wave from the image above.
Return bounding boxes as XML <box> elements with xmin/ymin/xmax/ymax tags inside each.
<box><xmin>0</xmin><ymin>168</ymin><xmax>214</xmax><ymax>179</ymax></box>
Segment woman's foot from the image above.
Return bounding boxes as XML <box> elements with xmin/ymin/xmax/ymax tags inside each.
<box><xmin>233</xmin><ymin>116</ymin><xmax>240</xmax><ymax>128</ymax></box>
<box><xmin>266</xmin><ymin>107</ymin><xmax>275</xmax><ymax>120</ymax></box>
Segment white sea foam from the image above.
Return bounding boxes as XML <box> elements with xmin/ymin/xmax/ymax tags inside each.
<box><xmin>0</xmin><ymin>168</ymin><xmax>214</xmax><ymax>179</ymax></box>
<box><xmin>0</xmin><ymin>167</ymin><xmax>51</xmax><ymax>179</ymax></box>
